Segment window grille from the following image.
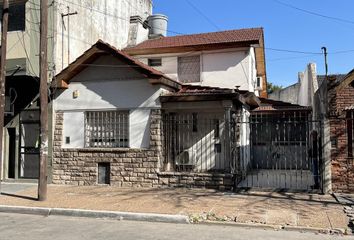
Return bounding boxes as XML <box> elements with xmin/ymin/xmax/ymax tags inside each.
<box><xmin>178</xmin><ymin>56</ymin><xmax>200</xmax><ymax>83</ymax></box>
<box><xmin>85</xmin><ymin>111</ymin><xmax>129</xmax><ymax>148</ymax></box>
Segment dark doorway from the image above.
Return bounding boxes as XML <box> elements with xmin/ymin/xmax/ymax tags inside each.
<box><xmin>7</xmin><ymin>128</ymin><xmax>16</xmax><ymax>178</ymax></box>
<box><xmin>98</xmin><ymin>163</ymin><xmax>110</xmax><ymax>184</ymax></box>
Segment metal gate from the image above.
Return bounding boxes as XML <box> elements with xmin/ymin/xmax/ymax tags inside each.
<box><xmin>236</xmin><ymin>111</ymin><xmax>322</xmax><ymax>192</ymax></box>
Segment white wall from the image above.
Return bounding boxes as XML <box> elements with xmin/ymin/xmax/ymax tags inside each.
<box><xmin>55</xmin><ymin>0</ymin><xmax>152</xmax><ymax>72</ymax></box>
<box><xmin>55</xmin><ymin>55</ymin><xmax>168</xmax><ymax>149</ymax></box>
<box><xmin>298</xmin><ymin>63</ymin><xmax>317</xmax><ymax>107</ymax></box>
<box><xmin>135</xmin><ymin>48</ymin><xmax>256</xmax><ymax>92</ymax></box>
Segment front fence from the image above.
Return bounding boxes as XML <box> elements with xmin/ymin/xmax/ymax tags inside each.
<box><xmin>236</xmin><ymin>111</ymin><xmax>323</xmax><ymax>191</ymax></box>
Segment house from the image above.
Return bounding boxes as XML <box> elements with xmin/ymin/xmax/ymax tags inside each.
<box><xmin>1</xmin><ymin>0</ymin><xmax>152</xmax><ymax>181</ymax></box>
<box><xmin>314</xmin><ymin>70</ymin><xmax>354</xmax><ymax>193</ymax></box>
<box><xmin>124</xmin><ymin>27</ymin><xmax>268</xmax><ymax>98</ymax></box>
<box><xmin>50</xmin><ymin>40</ymin><xmax>259</xmax><ymax>189</ymax></box>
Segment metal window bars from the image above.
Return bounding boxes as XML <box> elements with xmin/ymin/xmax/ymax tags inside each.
<box><xmin>85</xmin><ymin>111</ymin><xmax>129</xmax><ymax>148</ymax></box>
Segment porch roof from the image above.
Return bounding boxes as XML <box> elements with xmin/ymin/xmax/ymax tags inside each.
<box><xmin>160</xmin><ymin>85</ymin><xmax>260</xmax><ymax>109</ymax></box>
<box><xmin>253</xmin><ymin>98</ymin><xmax>312</xmax><ymax>112</ymax></box>
<box><xmin>51</xmin><ymin>40</ymin><xmax>182</xmax><ymax>90</ymax></box>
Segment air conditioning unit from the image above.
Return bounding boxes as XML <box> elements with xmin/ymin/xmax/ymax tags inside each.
<box><xmin>255</xmin><ymin>76</ymin><xmax>263</xmax><ymax>90</ymax></box>
<box><xmin>175</xmin><ymin>149</ymin><xmax>196</xmax><ymax>166</ymax></box>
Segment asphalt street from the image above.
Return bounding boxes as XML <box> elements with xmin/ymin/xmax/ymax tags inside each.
<box><xmin>0</xmin><ymin>212</ymin><xmax>351</xmax><ymax>240</ymax></box>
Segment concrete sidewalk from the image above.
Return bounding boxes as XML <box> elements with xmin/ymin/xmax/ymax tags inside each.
<box><xmin>0</xmin><ymin>183</ymin><xmax>349</xmax><ymax>232</ymax></box>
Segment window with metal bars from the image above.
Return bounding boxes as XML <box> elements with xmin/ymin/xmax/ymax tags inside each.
<box><xmin>347</xmin><ymin>110</ymin><xmax>354</xmax><ymax>158</ymax></box>
<box><xmin>85</xmin><ymin>111</ymin><xmax>129</xmax><ymax>148</ymax></box>
<box><xmin>178</xmin><ymin>56</ymin><xmax>200</xmax><ymax>83</ymax></box>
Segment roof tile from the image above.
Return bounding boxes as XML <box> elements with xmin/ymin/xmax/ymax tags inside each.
<box><xmin>125</xmin><ymin>28</ymin><xmax>263</xmax><ymax>51</ymax></box>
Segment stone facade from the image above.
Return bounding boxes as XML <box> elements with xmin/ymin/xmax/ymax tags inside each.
<box><xmin>52</xmin><ymin>109</ymin><xmax>234</xmax><ymax>190</ymax></box>
<box><xmin>328</xmin><ymin>76</ymin><xmax>354</xmax><ymax>192</ymax></box>
<box><xmin>52</xmin><ymin>110</ymin><xmax>163</xmax><ymax>187</ymax></box>
<box><xmin>158</xmin><ymin>172</ymin><xmax>233</xmax><ymax>190</ymax></box>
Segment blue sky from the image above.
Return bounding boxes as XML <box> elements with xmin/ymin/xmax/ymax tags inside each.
<box><xmin>153</xmin><ymin>0</ymin><xmax>354</xmax><ymax>87</ymax></box>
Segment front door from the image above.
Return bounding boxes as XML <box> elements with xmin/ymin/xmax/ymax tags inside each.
<box><xmin>19</xmin><ymin>110</ymin><xmax>40</xmax><ymax>179</ymax></box>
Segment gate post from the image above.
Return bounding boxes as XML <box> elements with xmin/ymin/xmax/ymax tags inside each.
<box><xmin>322</xmin><ymin>118</ymin><xmax>332</xmax><ymax>193</ymax></box>
<box><xmin>222</xmin><ymin>101</ymin><xmax>232</xmax><ymax>171</ymax></box>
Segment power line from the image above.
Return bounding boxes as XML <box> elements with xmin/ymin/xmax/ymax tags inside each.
<box><xmin>184</xmin><ymin>0</ymin><xmax>220</xmax><ymax>31</ymax></box>
<box><xmin>272</xmin><ymin>0</ymin><xmax>354</xmax><ymax>25</ymax></box>
<box><xmin>58</xmin><ymin>0</ymin><xmax>354</xmax><ymax>56</ymax></box>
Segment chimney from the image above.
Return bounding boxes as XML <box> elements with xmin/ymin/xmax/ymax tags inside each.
<box><xmin>127</xmin><ymin>16</ymin><xmax>149</xmax><ymax>47</ymax></box>
<box><xmin>147</xmin><ymin>14</ymin><xmax>168</xmax><ymax>39</ymax></box>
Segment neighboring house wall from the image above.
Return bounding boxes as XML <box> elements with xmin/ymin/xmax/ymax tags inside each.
<box><xmin>135</xmin><ymin>48</ymin><xmax>258</xmax><ymax>94</ymax></box>
<box><xmin>269</xmin><ymin>63</ymin><xmax>318</xmax><ymax>107</ymax></box>
<box><xmin>327</xmin><ymin>77</ymin><xmax>354</xmax><ymax>193</ymax></box>
<box><xmin>269</xmin><ymin>83</ymin><xmax>299</xmax><ymax>105</ymax></box>
<box><xmin>55</xmin><ymin>0</ymin><xmax>152</xmax><ymax>72</ymax></box>
<box><xmin>5</xmin><ymin>0</ymin><xmax>152</xmax><ymax>76</ymax></box>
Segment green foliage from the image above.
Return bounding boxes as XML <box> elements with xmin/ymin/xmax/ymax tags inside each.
<box><xmin>267</xmin><ymin>82</ymin><xmax>283</xmax><ymax>94</ymax></box>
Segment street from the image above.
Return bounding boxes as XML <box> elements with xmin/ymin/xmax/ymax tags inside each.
<box><xmin>0</xmin><ymin>213</ymin><xmax>351</xmax><ymax>240</ymax></box>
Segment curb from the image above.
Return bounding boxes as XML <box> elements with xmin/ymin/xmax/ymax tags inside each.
<box><xmin>0</xmin><ymin>205</ymin><xmax>189</xmax><ymax>224</ymax></box>
<box><xmin>199</xmin><ymin>221</ymin><xmax>347</xmax><ymax>235</ymax></box>
<box><xmin>0</xmin><ymin>205</ymin><xmax>349</xmax><ymax>235</ymax></box>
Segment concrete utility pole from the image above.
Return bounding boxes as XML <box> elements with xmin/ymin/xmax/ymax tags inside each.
<box><xmin>38</xmin><ymin>0</ymin><xmax>49</xmax><ymax>201</ymax></box>
<box><xmin>0</xmin><ymin>0</ymin><xmax>9</xmax><ymax>195</ymax></box>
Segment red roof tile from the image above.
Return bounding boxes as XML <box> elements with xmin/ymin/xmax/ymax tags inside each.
<box><xmin>125</xmin><ymin>28</ymin><xmax>263</xmax><ymax>52</ymax></box>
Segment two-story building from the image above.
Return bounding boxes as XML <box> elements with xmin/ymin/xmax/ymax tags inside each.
<box><xmin>1</xmin><ymin>0</ymin><xmax>152</xmax><ymax>181</ymax></box>
<box><xmin>124</xmin><ymin>27</ymin><xmax>268</xmax><ymax>98</ymax></box>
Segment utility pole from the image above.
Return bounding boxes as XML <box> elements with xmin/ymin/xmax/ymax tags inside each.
<box><xmin>38</xmin><ymin>0</ymin><xmax>49</xmax><ymax>201</ymax></box>
<box><xmin>321</xmin><ymin>47</ymin><xmax>328</xmax><ymax>77</ymax></box>
<box><xmin>0</xmin><ymin>0</ymin><xmax>9</xmax><ymax>195</ymax></box>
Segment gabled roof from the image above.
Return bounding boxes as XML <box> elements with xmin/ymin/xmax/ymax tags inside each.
<box><xmin>124</xmin><ymin>28</ymin><xmax>263</xmax><ymax>55</ymax></box>
<box><xmin>52</xmin><ymin>40</ymin><xmax>181</xmax><ymax>90</ymax></box>
<box><xmin>337</xmin><ymin>68</ymin><xmax>354</xmax><ymax>91</ymax></box>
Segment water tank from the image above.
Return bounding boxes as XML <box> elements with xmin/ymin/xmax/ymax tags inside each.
<box><xmin>147</xmin><ymin>14</ymin><xmax>168</xmax><ymax>38</ymax></box>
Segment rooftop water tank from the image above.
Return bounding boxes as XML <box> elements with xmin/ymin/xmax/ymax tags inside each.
<box><xmin>147</xmin><ymin>14</ymin><xmax>168</xmax><ymax>38</ymax></box>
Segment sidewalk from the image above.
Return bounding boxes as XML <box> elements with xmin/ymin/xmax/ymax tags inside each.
<box><xmin>0</xmin><ymin>183</ymin><xmax>349</xmax><ymax>231</ymax></box>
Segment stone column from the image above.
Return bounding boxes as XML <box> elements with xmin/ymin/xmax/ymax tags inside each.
<box><xmin>223</xmin><ymin>101</ymin><xmax>232</xmax><ymax>170</ymax></box>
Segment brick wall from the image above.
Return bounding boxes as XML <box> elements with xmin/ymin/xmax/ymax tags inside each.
<box><xmin>329</xmin><ymin>80</ymin><xmax>354</xmax><ymax>192</ymax></box>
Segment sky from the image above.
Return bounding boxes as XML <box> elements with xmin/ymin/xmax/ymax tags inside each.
<box><xmin>153</xmin><ymin>0</ymin><xmax>354</xmax><ymax>87</ymax></box>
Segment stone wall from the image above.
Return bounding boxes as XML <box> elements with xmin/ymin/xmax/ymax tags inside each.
<box><xmin>328</xmin><ymin>78</ymin><xmax>354</xmax><ymax>193</ymax></box>
<box><xmin>158</xmin><ymin>172</ymin><xmax>233</xmax><ymax>190</ymax></box>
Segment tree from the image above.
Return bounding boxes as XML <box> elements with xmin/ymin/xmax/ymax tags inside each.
<box><xmin>267</xmin><ymin>82</ymin><xmax>283</xmax><ymax>94</ymax></box>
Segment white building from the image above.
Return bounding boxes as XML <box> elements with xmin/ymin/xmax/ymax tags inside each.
<box><xmin>124</xmin><ymin>27</ymin><xmax>268</xmax><ymax>98</ymax></box>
